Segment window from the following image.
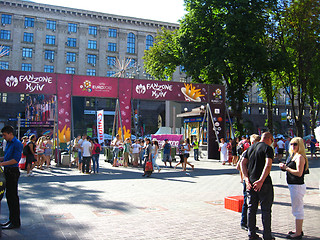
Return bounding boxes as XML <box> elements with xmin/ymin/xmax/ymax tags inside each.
<box><xmin>244</xmin><ymin>95</ymin><xmax>249</xmax><ymax>103</ymax></box>
<box><xmin>257</xmin><ymin>95</ymin><xmax>263</xmax><ymax>104</ymax></box>
<box><xmin>108</xmin><ymin>28</ymin><xmax>117</xmax><ymax>38</ymax></box>
<box><xmin>127</xmin><ymin>33</ymin><xmax>135</xmax><ymax>53</ymax></box>
<box><xmin>85</xmin><ymin>98</ymin><xmax>95</xmax><ymax>107</ymax></box>
<box><xmin>107</xmin><ymin>56</ymin><xmax>116</xmax><ymax>66</ymax></box>
<box><xmin>44</xmin><ymin>65</ymin><xmax>54</xmax><ymax>73</ymax></box>
<box><xmin>0</xmin><ymin>46</ymin><xmax>10</xmax><ymax>56</ymax></box>
<box><xmin>259</xmin><ymin>107</ymin><xmax>265</xmax><ymax>115</ymax></box>
<box><xmin>146</xmin><ymin>35</ymin><xmax>154</xmax><ymax>50</ymax></box>
<box><xmin>22</xmin><ymin>48</ymin><xmax>32</xmax><ymax>58</ymax></box>
<box><xmin>127</xmin><ymin>58</ymin><xmax>135</xmax><ymax>68</ymax></box>
<box><xmin>0</xmin><ymin>30</ymin><xmax>11</xmax><ymax>40</ymax></box>
<box><xmin>274</xmin><ymin>108</ymin><xmax>279</xmax><ymax>116</ymax></box>
<box><xmin>107</xmin><ymin>71</ymin><xmax>115</xmax><ymax>77</ymax></box>
<box><xmin>46</xmin><ymin>35</ymin><xmax>56</xmax><ymax>45</ymax></box>
<box><xmin>87</xmin><ymin>69</ymin><xmax>96</xmax><ymax>76</ymax></box>
<box><xmin>108</xmin><ymin>42</ymin><xmax>116</xmax><ymax>52</ymax></box>
<box><xmin>23</xmin><ymin>32</ymin><xmax>33</xmax><ymax>43</ymax></box>
<box><xmin>21</xmin><ymin>63</ymin><xmax>32</xmax><ymax>71</ymax></box>
<box><xmin>1</xmin><ymin>14</ymin><xmax>12</xmax><ymax>25</ymax></box>
<box><xmin>1</xmin><ymin>93</ymin><xmax>7</xmax><ymax>103</ymax></box>
<box><xmin>66</xmin><ymin>52</ymin><xmax>76</xmax><ymax>62</ymax></box>
<box><xmin>68</xmin><ymin>23</ymin><xmax>77</xmax><ymax>33</ymax></box>
<box><xmin>87</xmin><ymin>54</ymin><xmax>96</xmax><ymax>65</ymax></box>
<box><xmin>273</xmin><ymin>98</ymin><xmax>277</xmax><ymax>105</ymax></box>
<box><xmin>67</xmin><ymin>38</ymin><xmax>77</xmax><ymax>47</ymax></box>
<box><xmin>19</xmin><ymin>94</ymin><xmax>25</xmax><ymax>103</ymax></box>
<box><xmin>244</xmin><ymin>106</ymin><xmax>251</xmax><ymax>114</ymax></box>
<box><xmin>45</xmin><ymin>50</ymin><xmax>54</xmax><ymax>60</ymax></box>
<box><xmin>89</xmin><ymin>26</ymin><xmax>97</xmax><ymax>36</ymax></box>
<box><xmin>24</xmin><ymin>17</ymin><xmax>34</xmax><ymax>28</ymax></box>
<box><xmin>46</xmin><ymin>20</ymin><xmax>56</xmax><ymax>30</ymax></box>
<box><xmin>0</xmin><ymin>61</ymin><xmax>9</xmax><ymax>69</ymax></box>
<box><xmin>180</xmin><ymin>65</ymin><xmax>186</xmax><ymax>73</ymax></box>
<box><xmin>66</xmin><ymin>67</ymin><xmax>75</xmax><ymax>74</ymax></box>
<box><xmin>88</xmin><ymin>40</ymin><xmax>97</xmax><ymax>49</ymax></box>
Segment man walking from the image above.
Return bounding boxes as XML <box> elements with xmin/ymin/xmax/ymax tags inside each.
<box><xmin>241</xmin><ymin>132</ymin><xmax>274</xmax><ymax>240</ymax></box>
<box><xmin>0</xmin><ymin>126</ymin><xmax>23</xmax><ymax>229</ymax></box>
<box><xmin>162</xmin><ymin>139</ymin><xmax>172</xmax><ymax>167</ymax></box>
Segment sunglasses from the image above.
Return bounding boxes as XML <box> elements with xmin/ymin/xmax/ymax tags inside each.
<box><xmin>290</xmin><ymin>143</ymin><xmax>298</xmax><ymax>146</ymax></box>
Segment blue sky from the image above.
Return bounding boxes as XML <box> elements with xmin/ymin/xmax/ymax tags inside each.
<box><xmin>30</xmin><ymin>0</ymin><xmax>186</xmax><ymax>23</ymax></box>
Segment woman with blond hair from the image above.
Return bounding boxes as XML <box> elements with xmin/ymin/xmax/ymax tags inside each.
<box><xmin>279</xmin><ymin>137</ymin><xmax>308</xmax><ymax>239</ymax></box>
<box><xmin>36</xmin><ymin>136</ymin><xmax>46</xmax><ymax>170</ymax></box>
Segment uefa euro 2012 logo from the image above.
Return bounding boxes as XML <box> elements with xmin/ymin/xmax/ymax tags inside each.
<box><xmin>80</xmin><ymin>80</ymin><xmax>92</xmax><ymax>92</ymax></box>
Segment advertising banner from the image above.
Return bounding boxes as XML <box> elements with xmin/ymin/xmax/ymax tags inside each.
<box><xmin>0</xmin><ymin>70</ymin><xmax>56</xmax><ymax>94</ymax></box>
<box><xmin>151</xmin><ymin>134</ymin><xmax>183</xmax><ymax>148</ymax></box>
<box><xmin>97</xmin><ymin>110</ymin><xmax>104</xmax><ymax>144</ymax></box>
<box><xmin>132</xmin><ymin>79</ymin><xmax>209</xmax><ymax>102</ymax></box>
<box><xmin>72</xmin><ymin>75</ymin><xmax>118</xmax><ymax>98</ymax></box>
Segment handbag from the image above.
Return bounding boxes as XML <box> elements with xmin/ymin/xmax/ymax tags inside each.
<box><xmin>145</xmin><ymin>161</ymin><xmax>153</xmax><ymax>172</ymax></box>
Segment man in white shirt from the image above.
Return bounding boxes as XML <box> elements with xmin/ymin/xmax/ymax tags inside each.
<box><xmin>81</xmin><ymin>136</ymin><xmax>92</xmax><ymax>174</ymax></box>
<box><xmin>131</xmin><ymin>139</ymin><xmax>141</xmax><ymax>167</ymax></box>
<box><xmin>277</xmin><ymin>137</ymin><xmax>285</xmax><ymax>162</ymax></box>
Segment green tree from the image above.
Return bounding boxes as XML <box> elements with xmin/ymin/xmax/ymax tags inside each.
<box><xmin>178</xmin><ymin>0</ymin><xmax>277</xmax><ymax>134</ymax></box>
<box><xmin>275</xmin><ymin>0</ymin><xmax>320</xmax><ymax>137</ymax></box>
<box><xmin>143</xmin><ymin>28</ymin><xmax>182</xmax><ymax>81</ymax></box>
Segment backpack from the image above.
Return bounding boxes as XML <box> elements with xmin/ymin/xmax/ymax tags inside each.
<box><xmin>23</xmin><ymin>144</ymin><xmax>30</xmax><ymax>156</ymax></box>
<box><xmin>95</xmin><ymin>145</ymin><xmax>101</xmax><ymax>154</ymax></box>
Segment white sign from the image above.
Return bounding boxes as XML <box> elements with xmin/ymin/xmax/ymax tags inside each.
<box><xmin>97</xmin><ymin>110</ymin><xmax>104</xmax><ymax>144</ymax></box>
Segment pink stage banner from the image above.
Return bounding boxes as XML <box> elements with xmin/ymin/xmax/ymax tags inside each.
<box><xmin>151</xmin><ymin>134</ymin><xmax>183</xmax><ymax>148</ymax></box>
<box><xmin>0</xmin><ymin>70</ymin><xmax>56</xmax><ymax>94</ymax></box>
<box><xmin>132</xmin><ymin>79</ymin><xmax>208</xmax><ymax>102</ymax></box>
<box><xmin>72</xmin><ymin>75</ymin><xmax>118</xmax><ymax>98</ymax></box>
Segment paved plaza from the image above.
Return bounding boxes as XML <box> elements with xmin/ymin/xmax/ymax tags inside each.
<box><xmin>0</xmin><ymin>156</ymin><xmax>319</xmax><ymax>240</ymax></box>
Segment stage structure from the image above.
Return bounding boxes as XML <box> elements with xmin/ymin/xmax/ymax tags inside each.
<box><xmin>0</xmin><ymin>70</ymin><xmax>225</xmax><ymax>159</ymax></box>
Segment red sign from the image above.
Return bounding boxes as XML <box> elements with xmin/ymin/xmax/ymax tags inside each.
<box><xmin>72</xmin><ymin>75</ymin><xmax>118</xmax><ymax>98</ymax></box>
<box><xmin>0</xmin><ymin>70</ymin><xmax>56</xmax><ymax>94</ymax></box>
<box><xmin>132</xmin><ymin>79</ymin><xmax>209</xmax><ymax>102</ymax></box>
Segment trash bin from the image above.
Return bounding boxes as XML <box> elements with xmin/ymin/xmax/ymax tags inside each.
<box><xmin>171</xmin><ymin>147</ymin><xmax>177</xmax><ymax>161</ymax></box>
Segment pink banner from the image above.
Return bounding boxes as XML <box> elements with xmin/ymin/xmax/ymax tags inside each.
<box><xmin>72</xmin><ymin>75</ymin><xmax>118</xmax><ymax>98</ymax></box>
<box><xmin>132</xmin><ymin>79</ymin><xmax>208</xmax><ymax>102</ymax></box>
<box><xmin>0</xmin><ymin>70</ymin><xmax>56</xmax><ymax>94</ymax></box>
<box><xmin>151</xmin><ymin>134</ymin><xmax>183</xmax><ymax>147</ymax></box>
<box><xmin>118</xmin><ymin>78</ymin><xmax>132</xmax><ymax>140</ymax></box>
<box><xmin>57</xmin><ymin>74</ymin><xmax>72</xmax><ymax>143</ymax></box>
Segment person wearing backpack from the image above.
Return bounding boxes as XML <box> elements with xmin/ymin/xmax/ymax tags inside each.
<box><xmin>92</xmin><ymin>139</ymin><xmax>101</xmax><ymax>174</ymax></box>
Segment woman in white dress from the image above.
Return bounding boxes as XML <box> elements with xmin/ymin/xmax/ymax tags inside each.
<box><xmin>219</xmin><ymin>138</ymin><xmax>228</xmax><ymax>165</ymax></box>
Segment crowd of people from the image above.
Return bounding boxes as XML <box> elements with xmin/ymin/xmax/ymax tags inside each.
<box><xmin>68</xmin><ymin>134</ymin><xmax>201</xmax><ymax>177</ymax></box>
<box><xmin>219</xmin><ymin>135</ymin><xmax>317</xmax><ymax>167</ymax></box>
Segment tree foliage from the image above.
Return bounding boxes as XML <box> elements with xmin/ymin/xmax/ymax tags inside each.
<box><xmin>275</xmin><ymin>0</ymin><xmax>320</xmax><ymax>136</ymax></box>
<box><xmin>143</xmin><ymin>29</ymin><xmax>181</xmax><ymax>80</ymax></box>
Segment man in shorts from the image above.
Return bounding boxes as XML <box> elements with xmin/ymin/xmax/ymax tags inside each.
<box><xmin>162</xmin><ymin>139</ymin><xmax>172</xmax><ymax>167</ymax></box>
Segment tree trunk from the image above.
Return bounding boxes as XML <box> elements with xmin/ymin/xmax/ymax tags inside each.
<box><xmin>266</xmin><ymin>101</ymin><xmax>273</xmax><ymax>133</ymax></box>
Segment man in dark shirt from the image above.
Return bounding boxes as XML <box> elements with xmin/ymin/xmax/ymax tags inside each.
<box><xmin>0</xmin><ymin>126</ymin><xmax>23</xmax><ymax>229</ymax></box>
<box><xmin>241</xmin><ymin>132</ymin><xmax>274</xmax><ymax>240</ymax></box>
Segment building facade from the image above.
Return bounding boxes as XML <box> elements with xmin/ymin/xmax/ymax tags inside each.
<box><xmin>0</xmin><ymin>0</ymin><xmax>181</xmax><ymax>79</ymax></box>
